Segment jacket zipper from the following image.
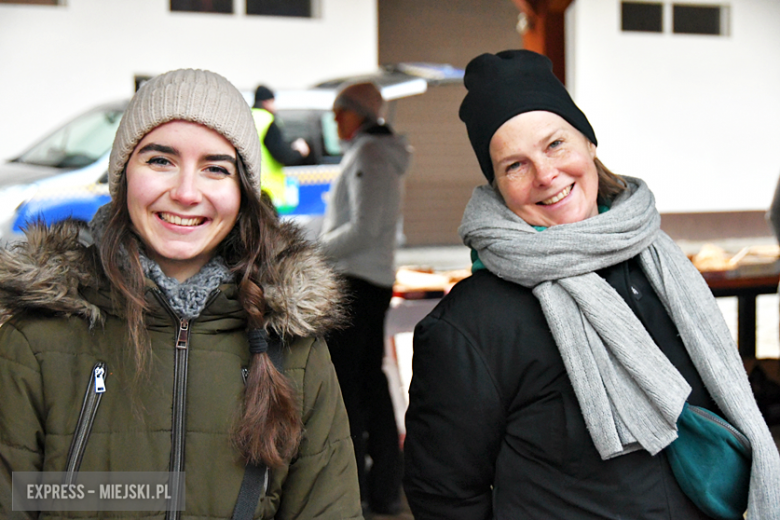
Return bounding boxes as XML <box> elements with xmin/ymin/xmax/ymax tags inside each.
<box><xmin>688</xmin><ymin>404</ymin><xmax>752</xmax><ymax>453</ymax></box>
<box><xmin>64</xmin><ymin>361</ymin><xmax>108</xmax><ymax>486</ymax></box>
<box><xmin>168</xmin><ymin>316</ymin><xmax>190</xmax><ymax>520</ymax></box>
<box><xmin>152</xmin><ymin>288</ymin><xmax>220</xmax><ymax>520</ymax></box>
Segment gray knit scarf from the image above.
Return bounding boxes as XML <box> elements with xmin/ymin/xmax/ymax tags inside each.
<box><xmin>139</xmin><ymin>253</ymin><xmax>233</xmax><ymax>320</ymax></box>
<box><xmin>459</xmin><ymin>177</ymin><xmax>780</xmax><ymax>517</ymax></box>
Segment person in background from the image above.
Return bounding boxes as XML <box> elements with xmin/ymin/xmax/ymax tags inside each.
<box><xmin>403</xmin><ymin>50</ymin><xmax>780</xmax><ymax>519</ymax></box>
<box><xmin>0</xmin><ymin>69</ymin><xmax>362</xmax><ymax>520</ymax></box>
<box><xmin>319</xmin><ymin>81</ymin><xmax>411</xmax><ymax>515</ymax></box>
<box><xmin>252</xmin><ymin>85</ymin><xmax>310</xmax><ymax>212</ymax></box>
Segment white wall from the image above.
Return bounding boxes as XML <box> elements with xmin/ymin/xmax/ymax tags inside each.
<box><xmin>566</xmin><ymin>0</ymin><xmax>780</xmax><ymax>213</ymax></box>
<box><xmin>0</xmin><ymin>0</ymin><xmax>377</xmax><ymax>161</ymax></box>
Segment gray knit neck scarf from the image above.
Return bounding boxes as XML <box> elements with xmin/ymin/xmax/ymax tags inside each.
<box><xmin>139</xmin><ymin>252</ymin><xmax>233</xmax><ymax>320</ymax></box>
<box><xmin>90</xmin><ymin>203</ymin><xmax>235</xmax><ymax>320</ymax></box>
<box><xmin>460</xmin><ymin>177</ymin><xmax>780</xmax><ymax>515</ymax></box>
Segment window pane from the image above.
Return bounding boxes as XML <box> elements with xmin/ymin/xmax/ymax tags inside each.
<box><xmin>621</xmin><ymin>2</ymin><xmax>663</xmax><ymax>32</ymax></box>
<box><xmin>170</xmin><ymin>0</ymin><xmax>232</xmax><ymax>14</ymax></box>
<box><xmin>246</xmin><ymin>0</ymin><xmax>311</xmax><ymax>18</ymax></box>
<box><xmin>320</xmin><ymin>112</ymin><xmax>341</xmax><ymax>159</ymax></box>
<box><xmin>673</xmin><ymin>4</ymin><xmax>722</xmax><ymax>35</ymax></box>
<box><xmin>0</xmin><ymin>0</ymin><xmax>60</xmax><ymax>4</ymax></box>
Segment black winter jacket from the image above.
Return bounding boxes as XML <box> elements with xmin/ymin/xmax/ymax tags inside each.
<box><xmin>403</xmin><ymin>256</ymin><xmax>718</xmax><ymax>520</ymax></box>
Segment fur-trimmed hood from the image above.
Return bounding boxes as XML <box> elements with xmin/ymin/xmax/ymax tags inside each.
<box><xmin>0</xmin><ymin>219</ymin><xmax>344</xmax><ymax>339</ymax></box>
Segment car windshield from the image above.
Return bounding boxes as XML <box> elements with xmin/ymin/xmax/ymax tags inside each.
<box><xmin>15</xmin><ymin>106</ymin><xmax>123</xmax><ymax>169</ymax></box>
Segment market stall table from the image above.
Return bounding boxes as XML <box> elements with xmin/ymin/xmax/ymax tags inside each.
<box><xmin>699</xmin><ymin>261</ymin><xmax>780</xmax><ymax>358</ymax></box>
<box><xmin>389</xmin><ymin>251</ymin><xmax>780</xmax><ymax>363</ymax></box>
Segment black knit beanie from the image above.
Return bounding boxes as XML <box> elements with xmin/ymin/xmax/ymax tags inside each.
<box><xmin>254</xmin><ymin>85</ymin><xmax>275</xmax><ymax>106</ymax></box>
<box><xmin>459</xmin><ymin>49</ymin><xmax>597</xmax><ymax>182</ymax></box>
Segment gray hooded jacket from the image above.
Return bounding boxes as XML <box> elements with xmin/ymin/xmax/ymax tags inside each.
<box><xmin>319</xmin><ymin>123</ymin><xmax>411</xmax><ymax>287</ymax></box>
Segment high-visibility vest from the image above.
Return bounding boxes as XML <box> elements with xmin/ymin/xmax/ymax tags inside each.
<box><xmin>252</xmin><ymin>108</ymin><xmax>289</xmax><ymax>210</ymax></box>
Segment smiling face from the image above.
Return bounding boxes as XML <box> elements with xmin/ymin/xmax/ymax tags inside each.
<box><xmin>125</xmin><ymin>120</ymin><xmax>241</xmax><ymax>282</ymax></box>
<box><xmin>489</xmin><ymin>111</ymin><xmax>599</xmax><ymax>228</ymax></box>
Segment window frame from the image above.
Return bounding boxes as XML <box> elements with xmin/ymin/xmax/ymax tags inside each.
<box><xmin>619</xmin><ymin>1</ymin><xmax>730</xmax><ymax>37</ymax></box>
<box><xmin>245</xmin><ymin>0</ymin><xmax>314</xmax><ymax>18</ymax></box>
<box><xmin>169</xmin><ymin>0</ymin><xmax>234</xmax><ymax>15</ymax></box>
<box><xmin>672</xmin><ymin>3</ymin><xmax>729</xmax><ymax>36</ymax></box>
<box><xmin>621</xmin><ymin>1</ymin><xmax>664</xmax><ymax>33</ymax></box>
<box><xmin>0</xmin><ymin>0</ymin><xmax>62</xmax><ymax>5</ymax></box>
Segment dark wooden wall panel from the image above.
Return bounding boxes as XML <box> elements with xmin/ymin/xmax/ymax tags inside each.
<box><xmin>379</xmin><ymin>0</ymin><xmax>521</xmax><ymax>244</ymax></box>
<box><xmin>391</xmin><ymin>85</ymin><xmax>484</xmax><ymax>245</ymax></box>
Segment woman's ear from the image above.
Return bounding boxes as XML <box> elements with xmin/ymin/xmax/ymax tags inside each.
<box><xmin>588</xmin><ymin>141</ymin><xmax>597</xmax><ymax>160</ymax></box>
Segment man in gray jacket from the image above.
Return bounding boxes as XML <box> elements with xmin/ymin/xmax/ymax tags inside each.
<box><xmin>319</xmin><ymin>81</ymin><xmax>411</xmax><ymax>515</ymax></box>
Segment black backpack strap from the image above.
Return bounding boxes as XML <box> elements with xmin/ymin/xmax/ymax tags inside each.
<box><xmin>232</xmin><ymin>463</ymin><xmax>268</xmax><ymax>520</ymax></box>
<box><xmin>267</xmin><ymin>333</ymin><xmax>284</xmax><ymax>372</ymax></box>
<box><xmin>247</xmin><ymin>328</ymin><xmax>285</xmax><ymax>371</ymax></box>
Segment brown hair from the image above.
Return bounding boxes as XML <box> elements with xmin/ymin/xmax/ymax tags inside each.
<box><xmin>98</xmin><ymin>156</ymin><xmax>301</xmax><ymax>468</ymax></box>
<box><xmin>595</xmin><ymin>157</ymin><xmax>627</xmax><ymax>202</ymax></box>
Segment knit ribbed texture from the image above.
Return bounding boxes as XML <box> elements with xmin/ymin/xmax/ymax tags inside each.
<box><xmin>108</xmin><ymin>68</ymin><xmax>261</xmax><ymax>199</ymax></box>
<box><xmin>459</xmin><ymin>177</ymin><xmax>780</xmax><ymax>518</ymax></box>
<box><xmin>140</xmin><ymin>252</ymin><xmax>233</xmax><ymax>320</ymax></box>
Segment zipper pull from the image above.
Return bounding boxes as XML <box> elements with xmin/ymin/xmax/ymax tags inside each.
<box><xmin>94</xmin><ymin>366</ymin><xmax>106</xmax><ymax>394</ymax></box>
<box><xmin>176</xmin><ymin>319</ymin><xmax>190</xmax><ymax>349</ymax></box>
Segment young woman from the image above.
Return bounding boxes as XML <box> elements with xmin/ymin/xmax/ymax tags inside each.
<box><xmin>0</xmin><ymin>69</ymin><xmax>362</xmax><ymax>519</ymax></box>
<box><xmin>403</xmin><ymin>50</ymin><xmax>780</xmax><ymax>519</ymax></box>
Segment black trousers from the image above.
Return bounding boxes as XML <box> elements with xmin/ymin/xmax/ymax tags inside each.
<box><xmin>326</xmin><ymin>275</ymin><xmax>401</xmax><ymax>510</ymax></box>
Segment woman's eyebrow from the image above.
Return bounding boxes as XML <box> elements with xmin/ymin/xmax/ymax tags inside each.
<box><xmin>137</xmin><ymin>143</ymin><xmax>178</xmax><ymax>155</ymax></box>
<box><xmin>135</xmin><ymin>145</ymin><xmax>235</xmax><ymax>166</ymax></box>
<box><xmin>537</xmin><ymin>129</ymin><xmax>562</xmax><ymax>146</ymax></box>
<box><xmin>205</xmin><ymin>154</ymin><xmax>237</xmax><ymax>165</ymax></box>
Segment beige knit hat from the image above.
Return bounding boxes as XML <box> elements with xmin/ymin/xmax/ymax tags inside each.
<box><xmin>108</xmin><ymin>68</ymin><xmax>261</xmax><ymax>199</ymax></box>
<box><xmin>332</xmin><ymin>81</ymin><xmax>384</xmax><ymax>122</ymax></box>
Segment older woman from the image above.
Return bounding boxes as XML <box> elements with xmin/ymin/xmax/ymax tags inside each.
<box><xmin>403</xmin><ymin>50</ymin><xmax>780</xmax><ymax>519</ymax></box>
<box><xmin>0</xmin><ymin>69</ymin><xmax>362</xmax><ymax>519</ymax></box>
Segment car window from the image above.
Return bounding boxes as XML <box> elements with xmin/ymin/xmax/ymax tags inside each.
<box><xmin>15</xmin><ymin>107</ymin><xmax>123</xmax><ymax>169</ymax></box>
<box><xmin>320</xmin><ymin>112</ymin><xmax>341</xmax><ymax>158</ymax></box>
<box><xmin>276</xmin><ymin>109</ymin><xmax>342</xmax><ymax>164</ymax></box>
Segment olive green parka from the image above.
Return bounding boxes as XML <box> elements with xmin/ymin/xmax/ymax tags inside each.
<box><xmin>0</xmin><ymin>220</ymin><xmax>363</xmax><ymax>520</ymax></box>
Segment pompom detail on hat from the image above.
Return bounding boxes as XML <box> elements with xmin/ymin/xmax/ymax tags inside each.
<box><xmin>108</xmin><ymin>69</ymin><xmax>262</xmax><ymax>200</ymax></box>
